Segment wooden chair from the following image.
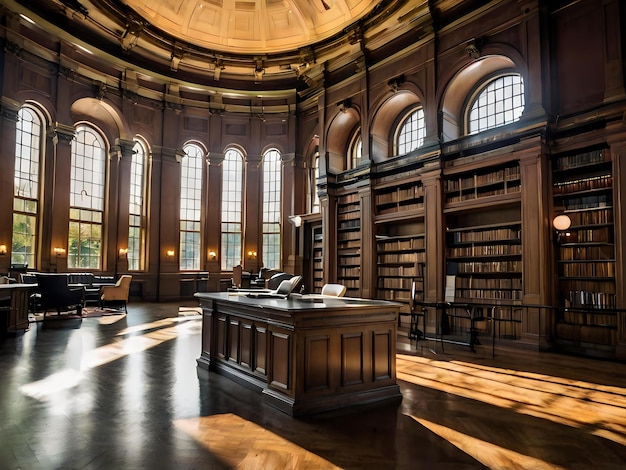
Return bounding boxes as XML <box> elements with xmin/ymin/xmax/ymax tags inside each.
<box><xmin>100</xmin><ymin>275</ymin><xmax>132</xmax><ymax>313</ymax></box>
<box><xmin>321</xmin><ymin>283</ymin><xmax>347</xmax><ymax>297</ymax></box>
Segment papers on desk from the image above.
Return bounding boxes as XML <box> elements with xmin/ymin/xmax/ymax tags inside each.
<box><xmin>445</xmin><ymin>275</ymin><xmax>456</xmax><ymax>302</ymax></box>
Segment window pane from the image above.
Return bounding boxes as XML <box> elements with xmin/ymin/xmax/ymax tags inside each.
<box><xmin>128</xmin><ymin>140</ymin><xmax>147</xmax><ymax>271</ymax></box>
<box><xmin>221</xmin><ymin>148</ymin><xmax>244</xmax><ymax>270</ymax></box>
<box><xmin>468</xmin><ymin>74</ymin><xmax>525</xmax><ymax>134</ymax></box>
<box><xmin>396</xmin><ymin>108</ymin><xmax>425</xmax><ymax>156</ymax></box>
<box><xmin>262</xmin><ymin>149</ymin><xmax>281</xmax><ymax>270</ymax></box>
<box><xmin>180</xmin><ymin>144</ymin><xmax>204</xmax><ymax>270</ymax></box>
<box><xmin>12</xmin><ymin>107</ymin><xmax>42</xmax><ymax>267</ymax></box>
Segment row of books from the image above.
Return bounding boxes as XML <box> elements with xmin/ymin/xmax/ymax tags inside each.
<box><xmin>375</xmin><ymin>185</ymin><xmax>424</xmax><ymax>205</ymax></box>
<box><xmin>553</xmin><ymin>149</ymin><xmax>607</xmax><ymax>171</ymax></box>
<box><xmin>456</xmin><ymin>260</ymin><xmax>521</xmax><ymax>273</ymax></box>
<box><xmin>563</xmin><ymin>290</ymin><xmax>617</xmax><ymax>309</ymax></box>
<box><xmin>378</xmin><ymin>265</ymin><xmax>423</xmax><ymax>277</ymax></box>
<box><xmin>338</xmin><ymin>231</ymin><xmax>361</xmax><ymax>242</ymax></box>
<box><xmin>562</xmin><ymin>194</ymin><xmax>611</xmax><ymax>210</ymax></box>
<box><xmin>455</xmin><ymin>289</ymin><xmax>523</xmax><ymax>301</ymax></box>
<box><xmin>377</xmin><ymin>202</ymin><xmax>423</xmax><ymax>215</ymax></box>
<box><xmin>377</xmin><ymin>238</ymin><xmax>425</xmax><ymax>251</ymax></box>
<box><xmin>560</xmin><ymin>246</ymin><xmax>614</xmax><ymax>261</ymax></box>
<box><xmin>378</xmin><ymin>252</ymin><xmax>425</xmax><ymax>264</ymax></box>
<box><xmin>378</xmin><ymin>278</ymin><xmax>414</xmax><ymax>290</ymax></box>
<box><xmin>553</xmin><ymin>174</ymin><xmax>612</xmax><ymax>194</ymax></box>
<box><xmin>338</xmin><ymin>193</ymin><xmax>359</xmax><ymax>204</ymax></box>
<box><xmin>338</xmin><ymin>267</ymin><xmax>360</xmax><ymax>278</ymax></box>
<box><xmin>337</xmin><ymin>210</ymin><xmax>359</xmax><ymax>221</ymax></box>
<box><xmin>575</xmin><ymin>226</ymin><xmax>613</xmax><ymax>243</ymax></box>
<box><xmin>560</xmin><ymin>261</ymin><xmax>615</xmax><ymax>278</ymax></box>
<box><xmin>455</xmin><ymin>277</ymin><xmax>522</xmax><ymax>290</ymax></box>
<box><xmin>338</xmin><ymin>239</ymin><xmax>360</xmax><ymax>249</ymax></box>
<box><xmin>449</xmin><ymin>227</ymin><xmax>521</xmax><ymax>243</ymax></box>
<box><xmin>338</xmin><ymin>219</ymin><xmax>360</xmax><ymax>230</ymax></box>
<box><xmin>446</xmin><ymin>184</ymin><xmax>521</xmax><ymax>202</ymax></box>
<box><xmin>445</xmin><ymin>165</ymin><xmax>521</xmax><ymax>191</ymax></box>
<box><xmin>448</xmin><ymin>244</ymin><xmax>521</xmax><ymax>257</ymax></box>
<box><xmin>566</xmin><ymin>208</ymin><xmax>612</xmax><ymax>226</ymax></box>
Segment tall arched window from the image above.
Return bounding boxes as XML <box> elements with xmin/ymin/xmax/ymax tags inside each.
<box><xmin>221</xmin><ymin>148</ymin><xmax>244</xmax><ymax>270</ymax></box>
<box><xmin>396</xmin><ymin>107</ymin><xmax>425</xmax><ymax>156</ymax></box>
<box><xmin>69</xmin><ymin>125</ymin><xmax>107</xmax><ymax>269</ymax></box>
<box><xmin>128</xmin><ymin>139</ymin><xmax>148</xmax><ymax>271</ymax></box>
<box><xmin>180</xmin><ymin>143</ymin><xmax>204</xmax><ymax>271</ymax></box>
<box><xmin>262</xmin><ymin>149</ymin><xmax>281</xmax><ymax>270</ymax></box>
<box><xmin>310</xmin><ymin>152</ymin><xmax>320</xmax><ymax>213</ymax></box>
<box><xmin>348</xmin><ymin>130</ymin><xmax>362</xmax><ymax>169</ymax></box>
<box><xmin>12</xmin><ymin>106</ymin><xmax>43</xmax><ymax>268</ymax></box>
<box><xmin>467</xmin><ymin>74</ymin><xmax>525</xmax><ymax>134</ymax></box>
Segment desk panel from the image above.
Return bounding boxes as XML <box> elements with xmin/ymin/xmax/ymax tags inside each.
<box><xmin>196</xmin><ymin>292</ymin><xmax>402</xmax><ymax>416</ymax></box>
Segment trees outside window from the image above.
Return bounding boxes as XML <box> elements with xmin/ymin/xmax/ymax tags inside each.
<box><xmin>12</xmin><ymin>106</ymin><xmax>43</xmax><ymax>268</ymax></box>
<box><xmin>69</xmin><ymin>125</ymin><xmax>107</xmax><ymax>269</ymax></box>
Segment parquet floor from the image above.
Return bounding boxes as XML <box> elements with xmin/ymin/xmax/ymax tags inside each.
<box><xmin>1</xmin><ymin>301</ymin><xmax>626</xmax><ymax>469</ymax></box>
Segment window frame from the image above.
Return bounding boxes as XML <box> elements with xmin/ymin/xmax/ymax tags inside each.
<box><xmin>128</xmin><ymin>138</ymin><xmax>148</xmax><ymax>271</ymax></box>
<box><xmin>261</xmin><ymin>148</ymin><xmax>282</xmax><ymax>270</ymax></box>
<box><xmin>394</xmin><ymin>107</ymin><xmax>426</xmax><ymax>157</ymax></box>
<box><xmin>179</xmin><ymin>143</ymin><xmax>204</xmax><ymax>271</ymax></box>
<box><xmin>221</xmin><ymin>147</ymin><xmax>244</xmax><ymax>271</ymax></box>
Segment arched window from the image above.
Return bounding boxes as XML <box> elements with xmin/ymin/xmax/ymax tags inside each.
<box><xmin>69</xmin><ymin>125</ymin><xmax>107</xmax><ymax>269</ymax></box>
<box><xmin>12</xmin><ymin>106</ymin><xmax>43</xmax><ymax>268</ymax></box>
<box><xmin>221</xmin><ymin>148</ymin><xmax>244</xmax><ymax>270</ymax></box>
<box><xmin>310</xmin><ymin>152</ymin><xmax>320</xmax><ymax>213</ymax></box>
<box><xmin>128</xmin><ymin>139</ymin><xmax>148</xmax><ymax>271</ymax></box>
<box><xmin>467</xmin><ymin>74</ymin><xmax>525</xmax><ymax>134</ymax></box>
<box><xmin>348</xmin><ymin>130</ymin><xmax>362</xmax><ymax>169</ymax></box>
<box><xmin>262</xmin><ymin>149</ymin><xmax>281</xmax><ymax>270</ymax></box>
<box><xmin>180</xmin><ymin>143</ymin><xmax>204</xmax><ymax>271</ymax></box>
<box><xmin>396</xmin><ymin>108</ymin><xmax>425</xmax><ymax>156</ymax></box>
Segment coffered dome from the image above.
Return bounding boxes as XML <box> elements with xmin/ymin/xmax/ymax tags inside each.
<box><xmin>122</xmin><ymin>0</ymin><xmax>380</xmax><ymax>55</ymax></box>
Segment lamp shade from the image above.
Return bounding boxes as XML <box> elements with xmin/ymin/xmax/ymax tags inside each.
<box><xmin>552</xmin><ymin>214</ymin><xmax>572</xmax><ymax>231</ymax></box>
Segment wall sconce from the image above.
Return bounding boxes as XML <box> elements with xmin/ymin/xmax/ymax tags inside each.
<box><xmin>166</xmin><ymin>249</ymin><xmax>175</xmax><ymax>258</ymax></box>
<box><xmin>118</xmin><ymin>248</ymin><xmax>128</xmax><ymax>259</ymax></box>
<box><xmin>208</xmin><ymin>250</ymin><xmax>217</xmax><ymax>261</ymax></box>
<box><xmin>288</xmin><ymin>215</ymin><xmax>302</xmax><ymax>228</ymax></box>
<box><xmin>0</xmin><ymin>244</ymin><xmax>6</xmax><ymax>256</ymax></box>
<box><xmin>553</xmin><ymin>214</ymin><xmax>572</xmax><ymax>243</ymax></box>
<box><xmin>247</xmin><ymin>250</ymin><xmax>257</xmax><ymax>260</ymax></box>
<box><xmin>54</xmin><ymin>247</ymin><xmax>66</xmax><ymax>257</ymax></box>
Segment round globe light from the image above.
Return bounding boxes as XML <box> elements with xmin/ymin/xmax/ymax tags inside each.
<box><xmin>552</xmin><ymin>214</ymin><xmax>572</xmax><ymax>231</ymax></box>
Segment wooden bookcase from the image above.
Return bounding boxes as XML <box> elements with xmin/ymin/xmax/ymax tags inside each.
<box><xmin>446</xmin><ymin>221</ymin><xmax>523</xmax><ymax>303</ymax></box>
<box><xmin>336</xmin><ymin>192</ymin><xmax>361</xmax><ymax>297</ymax></box>
<box><xmin>312</xmin><ymin>224</ymin><xmax>324</xmax><ymax>293</ymax></box>
<box><xmin>552</xmin><ymin>147</ymin><xmax>617</xmax><ymax>349</ymax></box>
<box><xmin>444</xmin><ymin>160</ymin><xmax>521</xmax><ymax>207</ymax></box>
<box><xmin>374</xmin><ymin>179</ymin><xmax>424</xmax><ymax>221</ymax></box>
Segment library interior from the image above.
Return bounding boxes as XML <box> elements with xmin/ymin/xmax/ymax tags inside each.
<box><xmin>1</xmin><ymin>0</ymin><xmax>626</xmax><ymax>468</ymax></box>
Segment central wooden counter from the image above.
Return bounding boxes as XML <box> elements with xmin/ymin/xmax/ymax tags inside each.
<box><xmin>195</xmin><ymin>292</ymin><xmax>402</xmax><ymax>416</ymax></box>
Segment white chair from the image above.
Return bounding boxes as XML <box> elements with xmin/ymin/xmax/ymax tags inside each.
<box><xmin>321</xmin><ymin>283</ymin><xmax>347</xmax><ymax>297</ymax></box>
<box><xmin>100</xmin><ymin>275</ymin><xmax>132</xmax><ymax>312</ymax></box>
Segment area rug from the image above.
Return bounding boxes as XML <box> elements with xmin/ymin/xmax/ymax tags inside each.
<box><xmin>30</xmin><ymin>306</ymin><xmax>126</xmax><ymax>323</ymax></box>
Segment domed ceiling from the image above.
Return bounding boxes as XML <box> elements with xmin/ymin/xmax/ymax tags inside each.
<box><xmin>8</xmin><ymin>0</ymin><xmax>439</xmax><ymax>90</ymax></box>
<box><xmin>122</xmin><ymin>0</ymin><xmax>380</xmax><ymax>55</ymax></box>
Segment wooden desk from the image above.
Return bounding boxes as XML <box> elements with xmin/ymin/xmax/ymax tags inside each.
<box><xmin>195</xmin><ymin>292</ymin><xmax>402</xmax><ymax>416</ymax></box>
<box><xmin>0</xmin><ymin>283</ymin><xmax>33</xmax><ymax>333</ymax></box>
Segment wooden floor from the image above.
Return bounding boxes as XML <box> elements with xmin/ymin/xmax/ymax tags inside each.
<box><xmin>1</xmin><ymin>302</ymin><xmax>626</xmax><ymax>469</ymax></box>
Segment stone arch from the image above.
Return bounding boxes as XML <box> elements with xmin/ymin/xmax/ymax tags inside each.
<box><xmin>325</xmin><ymin>107</ymin><xmax>360</xmax><ymax>173</ymax></box>
<box><xmin>369</xmin><ymin>89</ymin><xmax>422</xmax><ymax>163</ymax></box>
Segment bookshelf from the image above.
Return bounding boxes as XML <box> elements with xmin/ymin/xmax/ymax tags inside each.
<box><xmin>312</xmin><ymin>224</ymin><xmax>324</xmax><ymax>293</ymax></box>
<box><xmin>552</xmin><ymin>147</ymin><xmax>617</xmax><ymax>349</ymax></box>
<box><xmin>446</xmin><ymin>221</ymin><xmax>522</xmax><ymax>303</ymax></box>
<box><xmin>376</xmin><ymin>234</ymin><xmax>425</xmax><ymax>305</ymax></box>
<box><xmin>444</xmin><ymin>161</ymin><xmax>521</xmax><ymax>206</ymax></box>
<box><xmin>337</xmin><ymin>192</ymin><xmax>361</xmax><ymax>297</ymax></box>
<box><xmin>374</xmin><ymin>180</ymin><xmax>424</xmax><ymax>221</ymax></box>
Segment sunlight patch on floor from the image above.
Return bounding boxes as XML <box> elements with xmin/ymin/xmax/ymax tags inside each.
<box><xmin>19</xmin><ymin>317</ymin><xmax>201</xmax><ymax>402</ymax></box>
<box><xmin>411</xmin><ymin>415</ymin><xmax>566</xmax><ymax>470</ymax></box>
<box><xmin>174</xmin><ymin>414</ymin><xmax>340</xmax><ymax>469</ymax></box>
<box><xmin>397</xmin><ymin>354</ymin><xmax>626</xmax><ymax>446</ymax></box>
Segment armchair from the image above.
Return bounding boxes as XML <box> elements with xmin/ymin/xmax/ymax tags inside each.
<box><xmin>100</xmin><ymin>275</ymin><xmax>132</xmax><ymax>312</ymax></box>
<box><xmin>36</xmin><ymin>273</ymin><xmax>85</xmax><ymax>319</ymax></box>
